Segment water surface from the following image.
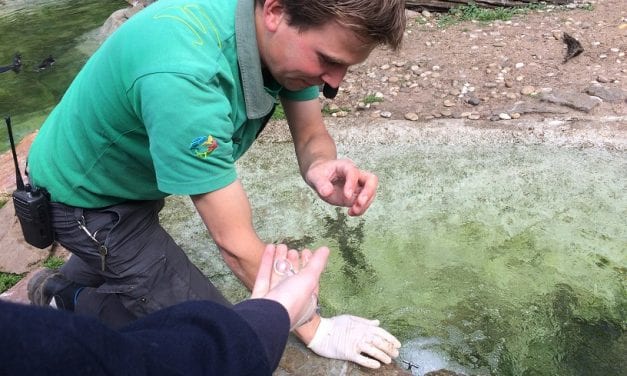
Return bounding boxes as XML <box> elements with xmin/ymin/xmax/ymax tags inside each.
<box><xmin>163</xmin><ymin>140</ymin><xmax>626</xmax><ymax>375</ymax></box>
<box><xmin>0</xmin><ymin>0</ymin><xmax>126</xmax><ymax>150</ymax></box>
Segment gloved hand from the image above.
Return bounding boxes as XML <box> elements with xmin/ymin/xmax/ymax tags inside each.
<box><xmin>307</xmin><ymin>315</ymin><xmax>401</xmax><ymax>369</ymax></box>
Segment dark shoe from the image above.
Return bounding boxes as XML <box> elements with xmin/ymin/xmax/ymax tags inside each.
<box><xmin>27</xmin><ymin>269</ymin><xmax>79</xmax><ymax>310</ymax></box>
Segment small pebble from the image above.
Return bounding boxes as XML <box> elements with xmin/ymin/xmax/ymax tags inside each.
<box><xmin>404</xmin><ymin>112</ymin><xmax>420</xmax><ymax>121</ymax></box>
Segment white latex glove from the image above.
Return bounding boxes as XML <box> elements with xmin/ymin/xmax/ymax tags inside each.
<box><xmin>307</xmin><ymin>315</ymin><xmax>401</xmax><ymax>369</ymax></box>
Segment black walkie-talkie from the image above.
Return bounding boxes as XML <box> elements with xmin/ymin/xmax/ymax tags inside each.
<box><xmin>5</xmin><ymin>116</ymin><xmax>54</xmax><ymax>249</ymax></box>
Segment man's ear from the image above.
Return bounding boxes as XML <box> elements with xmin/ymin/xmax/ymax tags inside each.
<box><xmin>261</xmin><ymin>0</ymin><xmax>285</xmax><ymax>32</ymax></box>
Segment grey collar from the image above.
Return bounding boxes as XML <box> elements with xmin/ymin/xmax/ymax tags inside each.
<box><xmin>235</xmin><ymin>0</ymin><xmax>276</xmax><ymax>119</ymax></box>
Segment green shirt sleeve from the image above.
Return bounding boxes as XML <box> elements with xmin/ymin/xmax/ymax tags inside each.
<box><xmin>128</xmin><ymin>72</ymin><xmax>238</xmax><ymax>195</ymax></box>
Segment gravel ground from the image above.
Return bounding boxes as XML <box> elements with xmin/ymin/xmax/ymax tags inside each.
<box><xmin>318</xmin><ymin>0</ymin><xmax>626</xmax><ymax>124</ymax></box>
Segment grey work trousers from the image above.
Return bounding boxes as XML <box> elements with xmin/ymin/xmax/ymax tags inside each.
<box><xmin>51</xmin><ymin>199</ymin><xmax>231</xmax><ymax>329</ymax></box>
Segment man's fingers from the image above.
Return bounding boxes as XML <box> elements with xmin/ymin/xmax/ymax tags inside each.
<box><xmin>342</xmin><ymin>167</ymin><xmax>359</xmax><ymax>200</ymax></box>
<box><xmin>302</xmin><ymin>246</ymin><xmax>330</xmax><ymax>278</ymax></box>
<box><xmin>251</xmin><ymin>244</ymin><xmax>276</xmax><ymax>298</ymax></box>
<box><xmin>371</xmin><ymin>327</ymin><xmax>402</xmax><ymax>349</ymax></box>
<box><xmin>301</xmin><ymin>249</ymin><xmax>312</xmax><ymax>267</ymax></box>
<box><xmin>360</xmin><ymin>342</ymin><xmax>392</xmax><ymax>365</ymax></box>
<box><xmin>369</xmin><ymin>335</ymin><xmax>400</xmax><ymax>358</ymax></box>
<box><xmin>350</xmin><ymin>172</ymin><xmax>378</xmax><ymax>215</ymax></box>
<box><xmin>317</xmin><ymin>181</ymin><xmax>334</xmax><ymax>197</ymax></box>
<box><xmin>349</xmin><ymin>316</ymin><xmax>379</xmax><ymax>326</ymax></box>
<box><xmin>359</xmin><ymin>173</ymin><xmax>377</xmax><ymax>206</ymax></box>
<box><xmin>260</xmin><ymin>246</ymin><xmax>329</xmax><ymax>328</ymax></box>
<box><xmin>287</xmin><ymin>249</ymin><xmax>299</xmax><ymax>273</ymax></box>
<box><xmin>354</xmin><ymin>325</ymin><xmax>400</xmax><ymax>368</ymax></box>
<box><xmin>275</xmin><ymin>244</ymin><xmax>288</xmax><ymax>260</ymax></box>
<box><xmin>301</xmin><ymin>248</ymin><xmax>320</xmax><ymax>296</ymax></box>
<box><xmin>353</xmin><ymin>354</ymin><xmax>381</xmax><ymax>369</ymax></box>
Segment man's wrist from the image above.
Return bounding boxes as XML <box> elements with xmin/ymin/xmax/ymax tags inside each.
<box><xmin>293</xmin><ymin>313</ymin><xmax>321</xmax><ymax>344</ymax></box>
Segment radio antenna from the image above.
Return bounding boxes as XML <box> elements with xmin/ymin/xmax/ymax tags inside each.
<box><xmin>5</xmin><ymin>116</ymin><xmax>26</xmax><ymax>190</ymax></box>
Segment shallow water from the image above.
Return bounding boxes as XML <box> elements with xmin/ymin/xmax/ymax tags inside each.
<box><xmin>0</xmin><ymin>0</ymin><xmax>126</xmax><ymax>150</ymax></box>
<box><xmin>163</xmin><ymin>140</ymin><xmax>626</xmax><ymax>375</ymax></box>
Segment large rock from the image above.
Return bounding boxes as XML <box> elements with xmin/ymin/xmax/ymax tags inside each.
<box><xmin>585</xmin><ymin>85</ymin><xmax>627</xmax><ymax>102</ymax></box>
<box><xmin>539</xmin><ymin>89</ymin><xmax>603</xmax><ymax>112</ymax></box>
<box><xmin>276</xmin><ymin>337</ymin><xmax>412</xmax><ymax>375</ymax></box>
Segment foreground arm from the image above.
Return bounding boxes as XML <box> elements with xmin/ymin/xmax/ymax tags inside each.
<box><xmin>0</xmin><ymin>245</ymin><xmax>332</xmax><ymax>375</ymax></box>
<box><xmin>0</xmin><ymin>299</ymin><xmax>289</xmax><ymax>376</ymax></box>
<box><xmin>191</xmin><ymin>180</ymin><xmax>266</xmax><ymax>289</ymax></box>
<box><xmin>191</xmin><ymin>183</ymin><xmax>325</xmax><ymax>344</ymax></box>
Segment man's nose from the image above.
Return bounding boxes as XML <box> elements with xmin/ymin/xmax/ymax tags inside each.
<box><xmin>321</xmin><ymin>66</ymin><xmax>348</xmax><ymax>90</ymax></box>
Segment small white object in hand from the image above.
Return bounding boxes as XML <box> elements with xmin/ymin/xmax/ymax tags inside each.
<box><xmin>274</xmin><ymin>259</ymin><xmax>296</xmax><ymax>276</ymax></box>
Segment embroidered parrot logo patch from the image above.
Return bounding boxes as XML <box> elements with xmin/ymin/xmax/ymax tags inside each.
<box><xmin>190</xmin><ymin>135</ymin><xmax>218</xmax><ymax>159</ymax></box>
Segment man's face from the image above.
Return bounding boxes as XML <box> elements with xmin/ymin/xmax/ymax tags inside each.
<box><xmin>257</xmin><ymin>2</ymin><xmax>374</xmax><ymax>92</ymax></box>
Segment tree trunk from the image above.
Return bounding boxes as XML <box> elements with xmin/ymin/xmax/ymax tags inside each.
<box><xmin>406</xmin><ymin>0</ymin><xmax>571</xmax><ymax>12</ymax></box>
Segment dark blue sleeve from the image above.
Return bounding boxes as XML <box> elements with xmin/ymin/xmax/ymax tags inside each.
<box><xmin>232</xmin><ymin>299</ymin><xmax>291</xmax><ymax>369</ymax></box>
<box><xmin>0</xmin><ymin>299</ymin><xmax>290</xmax><ymax>376</ymax></box>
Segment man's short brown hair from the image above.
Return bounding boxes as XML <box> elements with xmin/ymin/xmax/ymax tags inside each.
<box><xmin>257</xmin><ymin>0</ymin><xmax>406</xmax><ymax>50</ymax></box>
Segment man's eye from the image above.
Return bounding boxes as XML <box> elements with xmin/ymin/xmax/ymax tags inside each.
<box><xmin>320</xmin><ymin>56</ymin><xmax>338</xmax><ymax>67</ymax></box>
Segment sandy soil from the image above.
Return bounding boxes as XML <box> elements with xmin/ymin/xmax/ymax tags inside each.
<box><xmin>321</xmin><ymin>0</ymin><xmax>626</xmax><ymax>124</ymax></box>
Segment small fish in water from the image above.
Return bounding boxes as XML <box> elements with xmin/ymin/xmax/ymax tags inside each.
<box><xmin>0</xmin><ymin>53</ymin><xmax>22</xmax><ymax>74</ymax></box>
<box><xmin>36</xmin><ymin>55</ymin><xmax>56</xmax><ymax>71</ymax></box>
<box><xmin>400</xmin><ymin>359</ymin><xmax>420</xmax><ymax>371</ymax></box>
